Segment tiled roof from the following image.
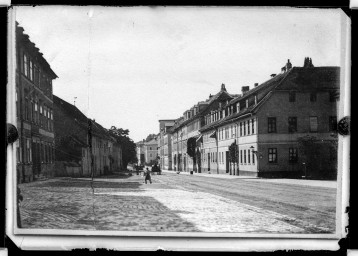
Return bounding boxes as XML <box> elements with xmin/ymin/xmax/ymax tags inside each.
<box><xmin>199</xmin><ymin>69</ymin><xmax>293</xmax><ymax>132</ymax></box>
<box><xmin>53</xmin><ymin>95</ymin><xmax>111</xmax><ymax>140</ymax></box>
<box><xmin>170</xmin><ymin>89</ymin><xmax>234</xmax><ymax>132</ymax></box>
<box><xmin>199</xmin><ymin>66</ymin><xmax>340</xmax><ymax>132</ymax></box>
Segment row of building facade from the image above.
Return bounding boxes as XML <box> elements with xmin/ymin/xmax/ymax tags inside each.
<box><xmin>15</xmin><ymin>22</ymin><xmax>122</xmax><ymax>183</ymax></box>
<box><xmin>158</xmin><ymin>59</ymin><xmax>339</xmax><ymax>179</ymax></box>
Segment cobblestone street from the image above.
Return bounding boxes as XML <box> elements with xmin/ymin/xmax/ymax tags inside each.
<box><xmin>18</xmin><ymin>172</ymin><xmax>336</xmax><ymax>233</ymax></box>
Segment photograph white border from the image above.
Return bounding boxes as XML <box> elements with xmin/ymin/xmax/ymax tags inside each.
<box><xmin>6</xmin><ymin>7</ymin><xmax>350</xmax><ymax>251</ymax></box>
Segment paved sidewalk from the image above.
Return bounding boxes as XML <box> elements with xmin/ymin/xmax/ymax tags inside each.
<box><xmin>161</xmin><ymin>169</ymin><xmax>336</xmax><ymax>189</ymax></box>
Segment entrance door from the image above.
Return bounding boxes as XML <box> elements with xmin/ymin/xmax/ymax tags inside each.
<box><xmin>225</xmin><ymin>151</ymin><xmax>230</xmax><ymax>174</ymax></box>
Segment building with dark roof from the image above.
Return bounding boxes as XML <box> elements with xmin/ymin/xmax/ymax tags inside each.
<box><xmin>158</xmin><ymin>119</ymin><xmax>176</xmax><ymax>170</ymax></box>
<box><xmin>15</xmin><ymin>22</ymin><xmax>58</xmax><ymax>182</ymax></box>
<box><xmin>199</xmin><ymin>59</ymin><xmax>339</xmax><ymax>179</ymax></box>
<box><xmin>167</xmin><ymin>83</ymin><xmax>237</xmax><ymax>172</ymax></box>
<box><xmin>53</xmin><ymin>95</ymin><xmax>122</xmax><ymax>177</ymax></box>
<box><xmin>159</xmin><ymin>58</ymin><xmax>339</xmax><ymax>179</ymax></box>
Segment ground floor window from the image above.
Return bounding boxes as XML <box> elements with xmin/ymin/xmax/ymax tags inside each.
<box><xmin>268</xmin><ymin>148</ymin><xmax>277</xmax><ymax>163</ymax></box>
<box><xmin>289</xmin><ymin>148</ymin><xmax>298</xmax><ymax>163</ymax></box>
<box><xmin>26</xmin><ymin>139</ymin><xmax>32</xmax><ymax>163</ymax></box>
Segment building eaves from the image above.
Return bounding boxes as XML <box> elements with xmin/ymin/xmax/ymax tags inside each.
<box><xmin>172</xmin><ymin>89</ymin><xmax>233</xmax><ymax>132</ymax></box>
<box><xmin>199</xmin><ymin>69</ymin><xmax>295</xmax><ymax>133</ymax></box>
<box><xmin>230</xmin><ymin>71</ymin><xmax>288</xmax><ymax>105</ymax></box>
<box><xmin>16</xmin><ymin>22</ymin><xmax>58</xmax><ymax>79</ymax></box>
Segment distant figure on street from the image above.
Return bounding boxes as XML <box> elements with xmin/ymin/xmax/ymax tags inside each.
<box><xmin>144</xmin><ymin>167</ymin><xmax>152</xmax><ymax>184</ymax></box>
<box><xmin>135</xmin><ymin>165</ymin><xmax>139</xmax><ymax>175</ymax></box>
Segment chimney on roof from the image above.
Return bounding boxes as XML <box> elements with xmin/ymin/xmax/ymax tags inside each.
<box><xmin>270</xmin><ymin>74</ymin><xmax>276</xmax><ymax>78</ymax></box>
<box><xmin>209</xmin><ymin>94</ymin><xmax>213</xmax><ymax>99</ymax></box>
<box><xmin>254</xmin><ymin>83</ymin><xmax>259</xmax><ymax>87</ymax></box>
<box><xmin>221</xmin><ymin>83</ymin><xmax>227</xmax><ymax>91</ymax></box>
<box><xmin>303</xmin><ymin>57</ymin><xmax>314</xmax><ymax>68</ymax></box>
<box><xmin>241</xmin><ymin>86</ymin><xmax>250</xmax><ymax>95</ymax></box>
<box><xmin>286</xmin><ymin>59</ymin><xmax>292</xmax><ymax>70</ymax></box>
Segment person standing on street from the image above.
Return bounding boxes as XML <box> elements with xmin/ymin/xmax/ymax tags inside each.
<box><xmin>144</xmin><ymin>167</ymin><xmax>152</xmax><ymax>184</ymax></box>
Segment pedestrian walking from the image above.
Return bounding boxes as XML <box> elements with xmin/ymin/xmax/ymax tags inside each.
<box><xmin>144</xmin><ymin>167</ymin><xmax>152</xmax><ymax>184</ymax></box>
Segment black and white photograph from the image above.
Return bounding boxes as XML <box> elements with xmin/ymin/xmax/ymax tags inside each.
<box><xmin>6</xmin><ymin>6</ymin><xmax>350</xmax><ymax>251</ymax></box>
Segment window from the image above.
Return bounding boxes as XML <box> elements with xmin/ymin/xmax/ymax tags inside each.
<box><xmin>329</xmin><ymin>91</ymin><xmax>338</xmax><ymax>102</ymax></box>
<box><xmin>268</xmin><ymin>117</ymin><xmax>276</xmax><ymax>133</ymax></box>
<box><xmin>149</xmin><ymin>153</ymin><xmax>152</xmax><ymax>157</ymax></box>
<box><xmin>29</xmin><ymin>59</ymin><xmax>33</xmax><ymax>81</ymax></box>
<box><xmin>25</xmin><ymin>98</ymin><xmax>29</xmax><ymax>120</ymax></box>
<box><xmin>26</xmin><ymin>139</ymin><xmax>31</xmax><ymax>163</ymax></box>
<box><xmin>329</xmin><ymin>116</ymin><xmax>337</xmax><ymax>132</ymax></box>
<box><xmin>248</xmin><ymin>149</ymin><xmax>250</xmax><ymax>164</ymax></box>
<box><xmin>240</xmin><ymin>150</ymin><xmax>243</xmax><ymax>164</ymax></box>
<box><xmin>268</xmin><ymin>148</ymin><xmax>277</xmax><ymax>163</ymax></box>
<box><xmin>16</xmin><ymin>139</ymin><xmax>21</xmax><ymax>163</ymax></box>
<box><xmin>31</xmin><ymin>100</ymin><xmax>34</xmax><ymax>122</ymax></box>
<box><xmin>289</xmin><ymin>91</ymin><xmax>296</xmax><ymax>102</ymax></box>
<box><xmin>23</xmin><ymin>54</ymin><xmax>28</xmax><ymax>76</ymax></box>
<box><xmin>288</xmin><ymin>117</ymin><xmax>297</xmax><ymax>133</ymax></box>
<box><xmin>252</xmin><ymin>150</ymin><xmax>255</xmax><ymax>164</ymax></box>
<box><xmin>252</xmin><ymin>119</ymin><xmax>255</xmax><ymax>134</ymax></box>
<box><xmin>237</xmin><ymin>103</ymin><xmax>240</xmax><ymax>113</ymax></box>
<box><xmin>246</xmin><ymin>99</ymin><xmax>249</xmax><ymax>108</ymax></box>
<box><xmin>310</xmin><ymin>116</ymin><xmax>318</xmax><ymax>132</ymax></box>
<box><xmin>289</xmin><ymin>148</ymin><xmax>298</xmax><ymax>163</ymax></box>
<box><xmin>243</xmin><ymin>121</ymin><xmax>246</xmax><ymax>136</ymax></box>
<box><xmin>240</xmin><ymin>122</ymin><xmax>242</xmax><ymax>136</ymax></box>
<box><xmin>247</xmin><ymin>120</ymin><xmax>251</xmax><ymax>135</ymax></box>
<box><xmin>310</xmin><ymin>92</ymin><xmax>317</xmax><ymax>102</ymax></box>
<box><xmin>244</xmin><ymin>150</ymin><xmax>246</xmax><ymax>164</ymax></box>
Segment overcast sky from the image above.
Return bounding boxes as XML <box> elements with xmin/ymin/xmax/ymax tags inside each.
<box><xmin>14</xmin><ymin>6</ymin><xmax>343</xmax><ymax>143</ymax></box>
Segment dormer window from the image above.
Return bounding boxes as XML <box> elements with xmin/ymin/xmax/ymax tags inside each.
<box><xmin>255</xmin><ymin>95</ymin><xmax>257</xmax><ymax>105</ymax></box>
<box><xmin>231</xmin><ymin>105</ymin><xmax>234</xmax><ymax>114</ymax></box>
<box><xmin>246</xmin><ymin>99</ymin><xmax>249</xmax><ymax>108</ymax></box>
<box><xmin>237</xmin><ymin>103</ymin><xmax>240</xmax><ymax>113</ymax></box>
<box><xmin>222</xmin><ymin>109</ymin><xmax>225</xmax><ymax>118</ymax></box>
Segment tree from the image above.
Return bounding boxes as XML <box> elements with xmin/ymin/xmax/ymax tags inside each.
<box><xmin>187</xmin><ymin>137</ymin><xmax>197</xmax><ymax>172</ymax></box>
<box><xmin>109</xmin><ymin>126</ymin><xmax>137</xmax><ymax>169</ymax></box>
<box><xmin>145</xmin><ymin>134</ymin><xmax>157</xmax><ymax>142</ymax></box>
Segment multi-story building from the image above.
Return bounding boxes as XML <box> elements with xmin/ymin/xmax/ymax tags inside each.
<box><xmin>158</xmin><ymin>120</ymin><xmax>176</xmax><ymax>170</ymax></box>
<box><xmin>199</xmin><ymin>59</ymin><xmax>339</xmax><ymax>179</ymax></box>
<box><xmin>16</xmin><ymin>22</ymin><xmax>57</xmax><ymax>183</ymax></box>
<box><xmin>169</xmin><ymin>84</ymin><xmax>239</xmax><ymax>173</ymax></box>
<box><xmin>144</xmin><ymin>136</ymin><xmax>159</xmax><ymax>165</ymax></box>
<box><xmin>136</xmin><ymin>140</ymin><xmax>145</xmax><ymax>166</ymax></box>
<box><xmin>53</xmin><ymin>95</ymin><xmax>122</xmax><ymax>177</ymax></box>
